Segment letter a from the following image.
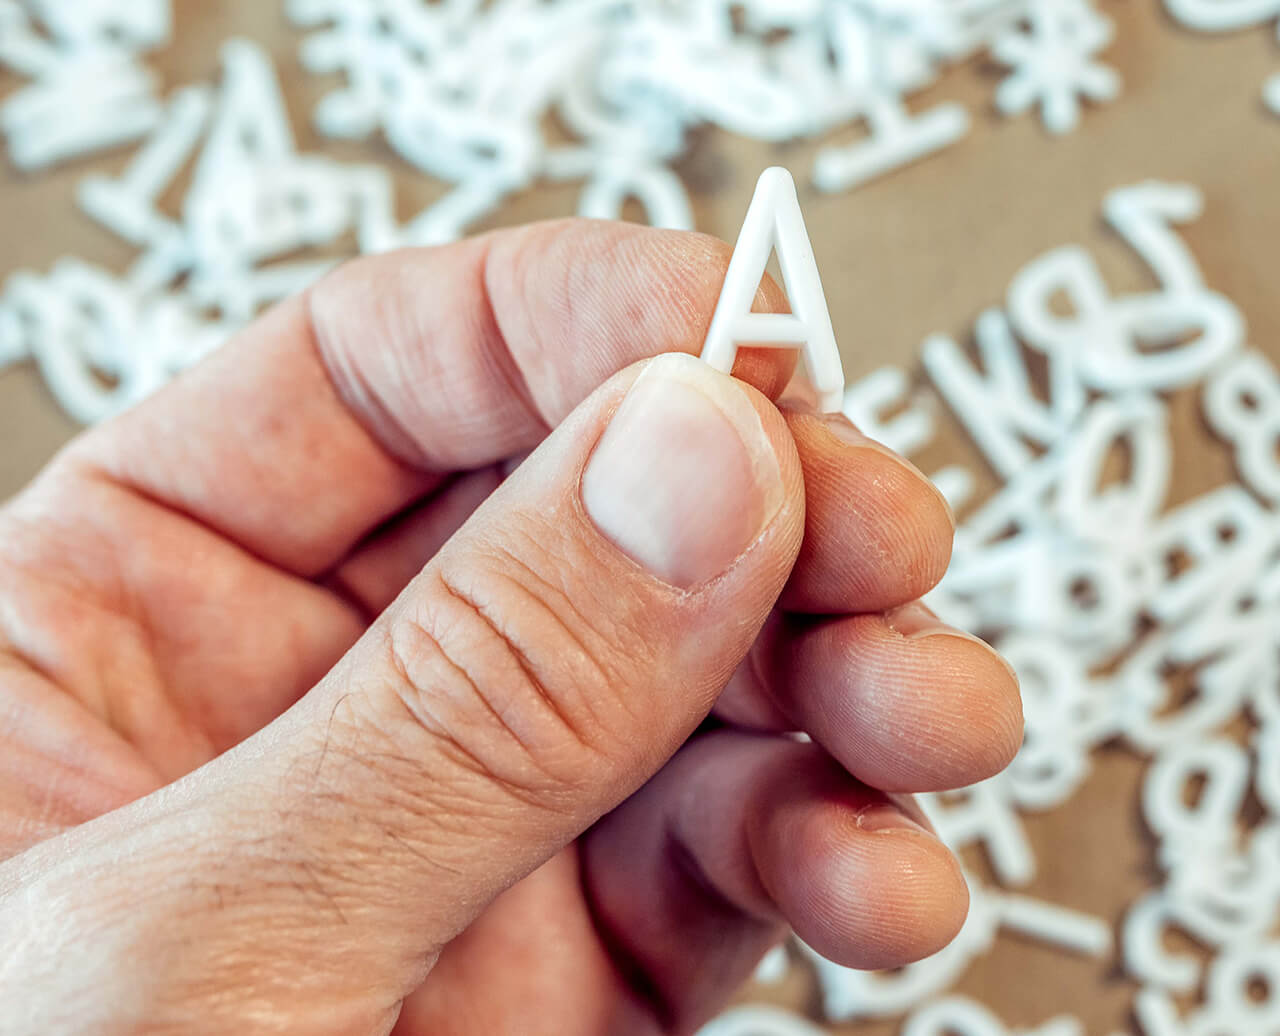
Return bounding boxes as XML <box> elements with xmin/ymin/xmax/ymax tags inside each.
<box><xmin>700</xmin><ymin>167</ymin><xmax>845</xmax><ymax>412</ymax></box>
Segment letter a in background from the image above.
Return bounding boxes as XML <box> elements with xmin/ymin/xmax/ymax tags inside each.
<box><xmin>700</xmin><ymin>166</ymin><xmax>846</xmax><ymax>413</ymax></box>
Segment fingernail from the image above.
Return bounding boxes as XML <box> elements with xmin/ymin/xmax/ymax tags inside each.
<box><xmin>819</xmin><ymin>412</ymin><xmax>876</xmax><ymax>447</ymax></box>
<box><xmin>582</xmin><ymin>353</ymin><xmax>784</xmax><ymax>588</ymax></box>
<box><xmin>888</xmin><ymin>602</ymin><xmax>1021</xmax><ymax>688</ymax></box>
<box><xmin>884</xmin><ymin>600</ymin><xmax>949</xmax><ymax>638</ymax></box>
<box><xmin>854</xmin><ymin>797</ymin><xmax>935</xmax><ymax>837</ymax></box>
<box><xmin>777</xmin><ymin>394</ymin><xmax>817</xmax><ymax>415</ymax></box>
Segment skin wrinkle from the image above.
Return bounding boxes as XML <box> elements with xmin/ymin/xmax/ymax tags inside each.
<box><xmin>562</xmin><ymin>231</ymin><xmax>653</xmax><ymax>400</ymax></box>
<box><xmin>0</xmin><ymin>589</ymin><xmax>90</xmax><ymax>715</ymax></box>
<box><xmin>477</xmin><ymin>233</ymin><xmax>554</xmax><ymax>438</ymax></box>
<box><xmin>667</xmin><ymin>827</ymin><xmax>776</xmax><ymax>931</ymax></box>
<box><xmin>326</xmin><ymin>643</ymin><xmax>579</xmax><ymax>877</ymax></box>
<box><xmin>74</xmin><ymin>322</ymin><xmax>419</xmax><ymax>581</ymax></box>
<box><xmin>546</xmin><ymin>462</ymin><xmax>688</xmax><ymax>663</ymax></box>
<box><xmin>490</xmin><ymin>224</ymin><xmax>791</xmax><ymax>423</ymax></box>
<box><xmin>150</xmin><ymin>862</ymin><xmax>367</xmax><ymax>1027</ymax></box>
<box><xmin>304</xmin><ymin>262</ymin><xmax>444</xmax><ymax>475</ymax></box>
<box><xmin>490</xmin><ymin>535</ymin><xmax>620</xmax><ymax>679</ymax></box>
<box><xmin>488</xmin><ymin>507</ymin><xmax>614</xmax><ymax>642</ymax></box>
<box><xmin>383</xmin><ymin>612</ymin><xmax>538</xmax><ymax>793</ymax></box>
<box><xmin>457</xmin><ymin>543</ymin><xmax>622</xmax><ymax>746</ymax></box>
<box><xmin>434</xmin><ymin>567</ymin><xmax>604</xmax><ymax>766</ymax></box>
<box><xmin>308</xmin><ymin>226</ymin><xmax>746</xmax><ymax>490</ymax></box>
<box><xmin>502</xmin><ymin>223</ymin><xmax>593</xmax><ymax>418</ymax></box>
<box><xmin>98</xmin><ymin>485</ymin><xmax>221</xmax><ymax>761</ymax></box>
<box><xmin>2</xmin><ymin>750</ymin><xmax>76</xmax><ymax>853</ymax></box>
<box><xmin>384</xmin><ymin>590</ymin><xmax>593</xmax><ymax>809</ymax></box>
<box><xmin>489</xmin><ymin>224</ymin><xmax>598</xmax><ymax>423</ymax></box>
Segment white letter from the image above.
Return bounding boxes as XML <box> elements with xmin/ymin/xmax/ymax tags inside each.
<box><xmin>700</xmin><ymin>167</ymin><xmax>845</xmax><ymax>412</ymax></box>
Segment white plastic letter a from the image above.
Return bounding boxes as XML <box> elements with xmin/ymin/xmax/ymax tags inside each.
<box><xmin>700</xmin><ymin>167</ymin><xmax>845</xmax><ymax>412</ymax></box>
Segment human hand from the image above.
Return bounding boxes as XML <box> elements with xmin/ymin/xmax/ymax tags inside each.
<box><xmin>0</xmin><ymin>222</ymin><xmax>1021</xmax><ymax>1034</ymax></box>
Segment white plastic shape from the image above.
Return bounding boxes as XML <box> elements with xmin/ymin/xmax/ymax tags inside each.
<box><xmin>700</xmin><ymin>167</ymin><xmax>845</xmax><ymax>412</ymax></box>
<box><xmin>695</xmin><ymin>1006</ymin><xmax>827</xmax><ymax>1036</ymax></box>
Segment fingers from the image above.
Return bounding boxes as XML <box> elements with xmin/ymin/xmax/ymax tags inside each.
<box><xmin>391</xmin><ymin>851</ymin><xmax>659</xmax><ymax>1036</ymax></box>
<box><xmin>702</xmin><ymin>406</ymin><xmax>1006</xmax><ymax>794</ymax></box>
<box><xmin>733</xmin><ymin>602</ymin><xmax>1023</xmax><ymax>792</ymax></box>
<box><xmin>780</xmin><ymin>408</ymin><xmax>955</xmax><ymax>613</ymax></box>
<box><xmin>0</xmin><ymin>355</ymin><xmax>805</xmax><ymax>1024</ymax></box>
<box><xmin>582</xmin><ymin>731</ymin><xmax>968</xmax><ymax>1032</ymax></box>
<box><xmin>321</xmin><ymin>372</ymin><xmax>982</xmax><ymax>801</ymax></box>
<box><xmin>325</xmin><ymin>383</ymin><xmax>959</xmax><ymax>633</ymax></box>
<box><xmin>323</xmin><ymin>417</ymin><xmax>1005</xmax><ymax>799</ymax></box>
<box><xmin>63</xmin><ymin>222</ymin><xmax>793</xmax><ymax>577</ymax></box>
<box><xmin>710</xmin><ymin>407</ymin><xmax>1010</xmax><ymax>793</ymax></box>
<box><xmin>324</xmin><ymin>466</ymin><xmax>505</xmax><ymax>619</ymax></box>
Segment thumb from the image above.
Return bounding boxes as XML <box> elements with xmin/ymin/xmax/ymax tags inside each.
<box><xmin>3</xmin><ymin>353</ymin><xmax>804</xmax><ymax>1030</ymax></box>
<box><xmin>313</xmin><ymin>350</ymin><xmax>803</xmax><ymax>943</ymax></box>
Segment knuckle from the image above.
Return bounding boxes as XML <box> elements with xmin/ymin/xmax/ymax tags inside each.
<box><xmin>374</xmin><ymin>547</ymin><xmax>632</xmax><ymax>808</ymax></box>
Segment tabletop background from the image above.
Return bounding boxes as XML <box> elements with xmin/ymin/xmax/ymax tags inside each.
<box><xmin>3</xmin><ymin>2</ymin><xmax>1279</xmax><ymax>1032</ymax></box>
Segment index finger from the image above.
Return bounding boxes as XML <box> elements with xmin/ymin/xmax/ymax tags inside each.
<box><xmin>56</xmin><ymin>220</ymin><xmax>795</xmax><ymax>576</ymax></box>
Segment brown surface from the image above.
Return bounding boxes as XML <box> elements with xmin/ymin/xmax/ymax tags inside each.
<box><xmin>2</xmin><ymin>1</ymin><xmax>1278</xmax><ymax>1031</ymax></box>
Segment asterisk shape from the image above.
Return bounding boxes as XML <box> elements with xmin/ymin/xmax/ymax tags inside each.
<box><xmin>993</xmin><ymin>0</ymin><xmax>1121</xmax><ymax>134</ymax></box>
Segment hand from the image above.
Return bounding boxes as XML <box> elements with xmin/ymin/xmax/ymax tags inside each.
<box><xmin>0</xmin><ymin>221</ymin><xmax>1021</xmax><ymax>1035</ymax></box>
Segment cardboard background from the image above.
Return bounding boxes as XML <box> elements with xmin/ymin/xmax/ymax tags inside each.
<box><xmin>3</xmin><ymin>2</ymin><xmax>1278</xmax><ymax>1031</ymax></box>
